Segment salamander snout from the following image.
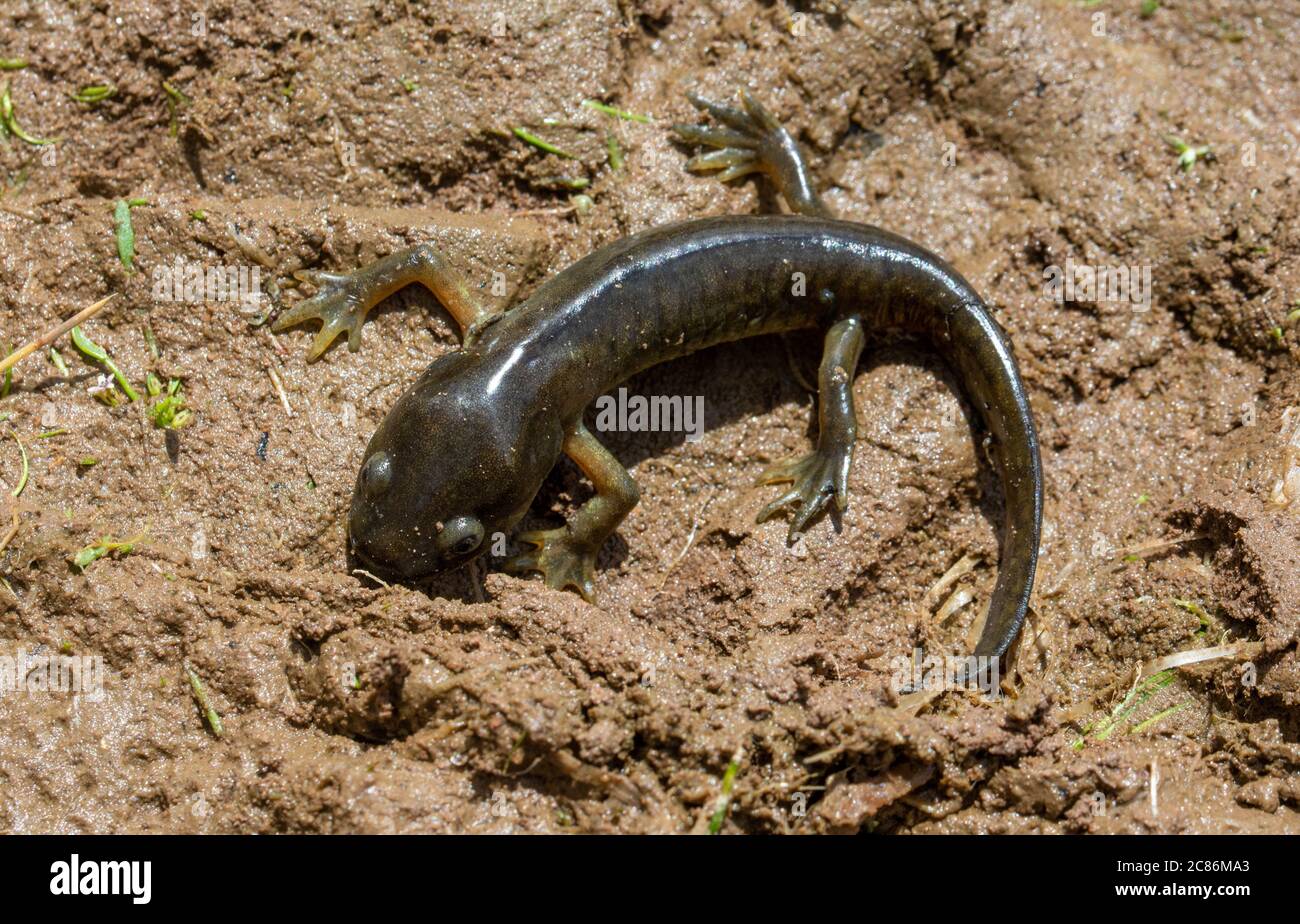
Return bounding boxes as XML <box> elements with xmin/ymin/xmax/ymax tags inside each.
<box><xmin>346</xmin><ymin>348</ymin><xmax>566</xmax><ymax>583</ymax></box>
<box><xmin>346</xmin><ymin>411</ymin><xmax>524</xmax><ymax>580</ymax></box>
<box><xmin>349</xmin><ymin>444</ymin><xmax>476</xmax><ymax>578</ymax></box>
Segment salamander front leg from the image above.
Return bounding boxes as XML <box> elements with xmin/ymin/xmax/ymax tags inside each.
<box><xmin>504</xmin><ymin>421</ymin><xmax>640</xmax><ymax>602</ymax></box>
<box><xmin>757</xmin><ymin>316</ymin><xmax>865</xmax><ymax>540</ymax></box>
<box><xmin>272</xmin><ymin>243</ymin><xmax>500</xmax><ymax>361</ymax></box>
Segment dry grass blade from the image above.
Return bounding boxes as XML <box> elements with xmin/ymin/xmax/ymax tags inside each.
<box><xmin>1140</xmin><ymin>641</ymin><xmax>1263</xmax><ymax>679</ymax></box>
<box><xmin>1114</xmin><ymin>533</ymin><xmax>1207</xmax><ymax>559</ymax></box>
<box><xmin>922</xmin><ymin>552</ymin><xmax>979</xmax><ymax>609</ymax></box>
<box><xmin>935</xmin><ymin>587</ymin><xmax>974</xmax><ymax>624</ymax></box>
<box><xmin>0</xmin><ymin>294</ymin><xmax>117</xmax><ymax>378</ymax></box>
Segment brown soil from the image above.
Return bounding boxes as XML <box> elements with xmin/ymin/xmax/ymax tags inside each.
<box><xmin>1</xmin><ymin>0</ymin><xmax>1297</xmax><ymax>833</ymax></box>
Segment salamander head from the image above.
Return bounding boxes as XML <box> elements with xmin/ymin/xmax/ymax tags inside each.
<box><xmin>347</xmin><ymin>352</ymin><xmax>561</xmax><ymax>580</ymax></box>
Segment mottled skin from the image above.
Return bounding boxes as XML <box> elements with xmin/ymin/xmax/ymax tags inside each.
<box><xmin>274</xmin><ymin>91</ymin><xmax>1042</xmax><ymax>659</ymax></box>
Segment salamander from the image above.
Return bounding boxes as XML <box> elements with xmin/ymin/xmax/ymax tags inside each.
<box><xmin>273</xmin><ymin>90</ymin><xmax>1043</xmax><ymax>659</ymax></box>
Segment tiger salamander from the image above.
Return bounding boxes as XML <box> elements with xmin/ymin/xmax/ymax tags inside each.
<box><xmin>274</xmin><ymin>90</ymin><xmax>1043</xmax><ymax>659</ymax></box>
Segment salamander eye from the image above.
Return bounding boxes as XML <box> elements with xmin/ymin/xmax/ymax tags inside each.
<box><xmin>439</xmin><ymin>515</ymin><xmax>484</xmax><ymax>558</ymax></box>
<box><xmin>361</xmin><ymin>452</ymin><xmax>392</xmax><ymax>498</ymax></box>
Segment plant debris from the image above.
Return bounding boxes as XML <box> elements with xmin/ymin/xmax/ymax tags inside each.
<box><xmin>512</xmin><ymin>126</ymin><xmax>574</xmax><ymax>159</ymax></box>
<box><xmin>71</xmin><ymin>325</ymin><xmax>139</xmax><ymax>402</ymax></box>
<box><xmin>146</xmin><ymin>374</ymin><xmax>193</xmax><ymax>429</ymax></box>
<box><xmin>71</xmin><ymin>84</ymin><xmax>115</xmax><ymax>104</ymax></box>
<box><xmin>73</xmin><ymin>532</ymin><xmax>145</xmax><ymax>571</ymax></box>
<box><xmin>708</xmin><ymin>748</ymin><xmax>743</xmax><ymax>834</ymax></box>
<box><xmin>581</xmin><ymin>98</ymin><xmax>651</xmax><ymax>123</ymax></box>
<box><xmin>7</xmin><ymin>429</ymin><xmax>28</xmax><ymax>497</ymax></box>
<box><xmin>0</xmin><ymin>80</ymin><xmax>57</xmax><ymax>145</ymax></box>
<box><xmin>112</xmin><ymin>198</ymin><xmax>148</xmax><ymax>271</ymax></box>
<box><xmin>161</xmin><ymin>80</ymin><xmax>189</xmax><ymax>137</ymax></box>
<box><xmin>184</xmin><ymin>662</ymin><xmax>224</xmax><ymax>738</ymax></box>
<box><xmin>1164</xmin><ymin>135</ymin><xmax>1212</xmax><ymax>171</ymax></box>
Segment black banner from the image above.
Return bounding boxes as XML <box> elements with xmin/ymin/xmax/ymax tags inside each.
<box><xmin>0</xmin><ymin>835</ymin><xmax>1278</xmax><ymax>909</ymax></box>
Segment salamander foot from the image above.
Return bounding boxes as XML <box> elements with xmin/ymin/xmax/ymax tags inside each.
<box><xmin>755</xmin><ymin>445</ymin><xmax>852</xmax><ymax>541</ymax></box>
<box><xmin>504</xmin><ymin>527</ymin><xmax>599</xmax><ymax>602</ymax></box>
<box><xmin>672</xmin><ymin>88</ymin><xmax>830</xmax><ymax>217</ymax></box>
<box><xmin>273</xmin><ymin>269</ymin><xmax>374</xmax><ymax>361</ymax></box>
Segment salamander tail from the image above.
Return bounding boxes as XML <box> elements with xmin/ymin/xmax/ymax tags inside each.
<box><xmin>944</xmin><ymin>300</ymin><xmax>1043</xmax><ymax>660</ymax></box>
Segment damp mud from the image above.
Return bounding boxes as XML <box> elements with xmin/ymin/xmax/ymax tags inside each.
<box><xmin>0</xmin><ymin>0</ymin><xmax>1297</xmax><ymax>833</ymax></box>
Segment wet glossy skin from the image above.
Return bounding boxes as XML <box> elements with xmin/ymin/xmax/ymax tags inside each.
<box><xmin>282</xmin><ymin>90</ymin><xmax>1043</xmax><ymax>660</ymax></box>
<box><xmin>347</xmin><ymin>214</ymin><xmax>1042</xmax><ymax>658</ymax></box>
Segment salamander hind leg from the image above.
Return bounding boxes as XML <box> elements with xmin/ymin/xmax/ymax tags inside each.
<box><xmin>672</xmin><ymin>88</ymin><xmax>831</xmax><ymax>218</ymax></box>
<box><xmin>757</xmin><ymin>317</ymin><xmax>866</xmax><ymax>540</ymax></box>
<box><xmin>272</xmin><ymin>243</ymin><xmax>500</xmax><ymax>361</ymax></box>
<box><xmin>504</xmin><ymin>421</ymin><xmax>640</xmax><ymax>602</ymax></box>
